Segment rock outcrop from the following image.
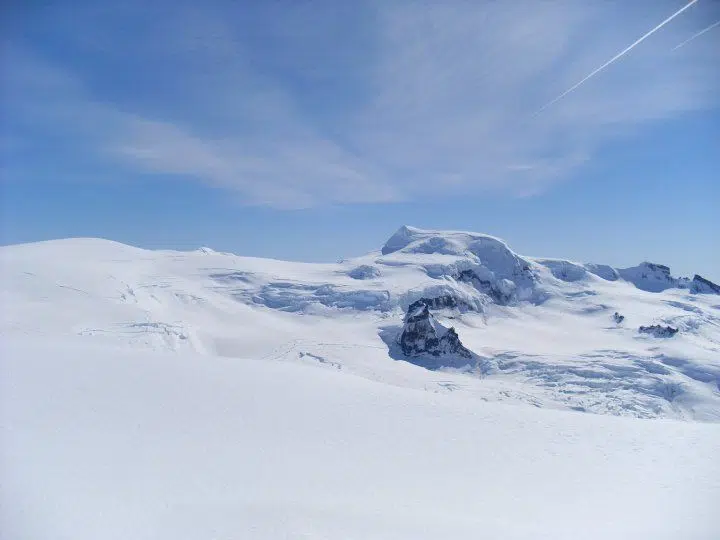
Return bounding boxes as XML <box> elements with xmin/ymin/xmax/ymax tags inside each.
<box><xmin>690</xmin><ymin>275</ymin><xmax>720</xmax><ymax>295</ymax></box>
<box><xmin>399</xmin><ymin>301</ymin><xmax>474</xmax><ymax>364</ymax></box>
<box><xmin>639</xmin><ymin>325</ymin><xmax>678</xmax><ymax>338</ymax></box>
<box><xmin>405</xmin><ymin>295</ymin><xmax>465</xmax><ymax>312</ymax></box>
<box><xmin>456</xmin><ymin>269</ymin><xmax>519</xmax><ymax>305</ymax></box>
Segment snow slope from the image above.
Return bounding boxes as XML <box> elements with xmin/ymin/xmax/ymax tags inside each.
<box><xmin>2</xmin><ymin>337</ymin><xmax>718</xmax><ymax>540</ymax></box>
<box><xmin>2</xmin><ymin>227</ymin><xmax>718</xmax><ymax>421</ymax></box>
<box><xmin>2</xmin><ymin>227</ymin><xmax>719</xmax><ymax>538</ymax></box>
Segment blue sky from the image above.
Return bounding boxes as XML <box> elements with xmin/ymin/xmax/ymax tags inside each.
<box><xmin>2</xmin><ymin>0</ymin><xmax>719</xmax><ymax>280</ymax></box>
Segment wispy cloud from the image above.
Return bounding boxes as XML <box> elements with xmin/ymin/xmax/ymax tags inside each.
<box><xmin>112</xmin><ymin>117</ymin><xmax>396</xmax><ymax>208</ymax></box>
<box><xmin>2</xmin><ymin>0</ymin><xmax>719</xmax><ymax>207</ymax></box>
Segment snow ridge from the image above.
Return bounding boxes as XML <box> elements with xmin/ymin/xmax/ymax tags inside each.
<box><xmin>1</xmin><ymin>226</ymin><xmax>719</xmax><ymax>421</ymax></box>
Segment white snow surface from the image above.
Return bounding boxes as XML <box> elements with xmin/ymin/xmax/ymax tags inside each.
<box><xmin>2</xmin><ymin>228</ymin><xmax>718</xmax><ymax>421</ymax></box>
<box><xmin>2</xmin><ymin>337</ymin><xmax>718</xmax><ymax>540</ymax></box>
<box><xmin>1</xmin><ymin>226</ymin><xmax>720</xmax><ymax>538</ymax></box>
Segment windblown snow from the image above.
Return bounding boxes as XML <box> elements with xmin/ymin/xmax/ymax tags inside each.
<box><xmin>2</xmin><ymin>226</ymin><xmax>719</xmax><ymax>538</ymax></box>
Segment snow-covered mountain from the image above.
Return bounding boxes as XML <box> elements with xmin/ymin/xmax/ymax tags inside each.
<box><xmin>3</xmin><ymin>225</ymin><xmax>719</xmax><ymax>539</ymax></box>
<box><xmin>2</xmin><ymin>225</ymin><xmax>719</xmax><ymax>421</ymax></box>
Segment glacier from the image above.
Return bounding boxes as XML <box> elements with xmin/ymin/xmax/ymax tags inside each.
<box><xmin>2</xmin><ymin>226</ymin><xmax>718</xmax><ymax>421</ymax></box>
<box><xmin>2</xmin><ymin>226</ymin><xmax>719</xmax><ymax>538</ymax></box>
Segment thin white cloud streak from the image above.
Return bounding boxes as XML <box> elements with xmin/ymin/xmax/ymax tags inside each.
<box><xmin>534</xmin><ymin>0</ymin><xmax>699</xmax><ymax>115</ymax></box>
<box><xmin>672</xmin><ymin>18</ymin><xmax>720</xmax><ymax>50</ymax></box>
<box><xmin>2</xmin><ymin>47</ymin><xmax>396</xmax><ymax>209</ymax></box>
<box><xmin>113</xmin><ymin>118</ymin><xmax>397</xmax><ymax>208</ymax></box>
<box><xmin>354</xmin><ymin>0</ymin><xmax>718</xmax><ymax>196</ymax></box>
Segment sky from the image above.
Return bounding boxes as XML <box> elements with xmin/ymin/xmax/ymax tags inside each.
<box><xmin>1</xmin><ymin>0</ymin><xmax>719</xmax><ymax>280</ymax></box>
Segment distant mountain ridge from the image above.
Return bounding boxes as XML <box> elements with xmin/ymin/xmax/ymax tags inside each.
<box><xmin>1</xmin><ymin>226</ymin><xmax>719</xmax><ymax>421</ymax></box>
<box><xmin>383</xmin><ymin>225</ymin><xmax>719</xmax><ymax>296</ymax></box>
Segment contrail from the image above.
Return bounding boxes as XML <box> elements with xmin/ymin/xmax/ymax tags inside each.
<box><xmin>672</xmin><ymin>18</ymin><xmax>720</xmax><ymax>50</ymax></box>
<box><xmin>534</xmin><ymin>0</ymin><xmax>699</xmax><ymax>116</ymax></box>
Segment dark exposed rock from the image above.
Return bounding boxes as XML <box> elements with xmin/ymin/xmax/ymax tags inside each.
<box><xmin>691</xmin><ymin>275</ymin><xmax>720</xmax><ymax>295</ymax></box>
<box><xmin>406</xmin><ymin>295</ymin><xmax>464</xmax><ymax>313</ymax></box>
<box><xmin>639</xmin><ymin>325</ymin><xmax>678</xmax><ymax>338</ymax></box>
<box><xmin>456</xmin><ymin>269</ymin><xmax>479</xmax><ymax>282</ymax></box>
<box><xmin>399</xmin><ymin>302</ymin><xmax>473</xmax><ymax>359</ymax></box>
<box><xmin>644</xmin><ymin>262</ymin><xmax>671</xmax><ymax>274</ymax></box>
<box><xmin>455</xmin><ymin>269</ymin><xmax>516</xmax><ymax>305</ymax></box>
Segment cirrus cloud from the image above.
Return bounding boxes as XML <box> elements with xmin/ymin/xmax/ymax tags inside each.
<box><xmin>2</xmin><ymin>0</ymin><xmax>718</xmax><ymax>207</ymax></box>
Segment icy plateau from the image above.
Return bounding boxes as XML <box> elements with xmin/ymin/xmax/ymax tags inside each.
<box><xmin>2</xmin><ymin>225</ymin><xmax>719</xmax><ymax>421</ymax></box>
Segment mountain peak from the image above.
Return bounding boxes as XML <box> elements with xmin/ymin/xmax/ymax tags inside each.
<box><xmin>381</xmin><ymin>226</ymin><xmax>513</xmax><ymax>257</ymax></box>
